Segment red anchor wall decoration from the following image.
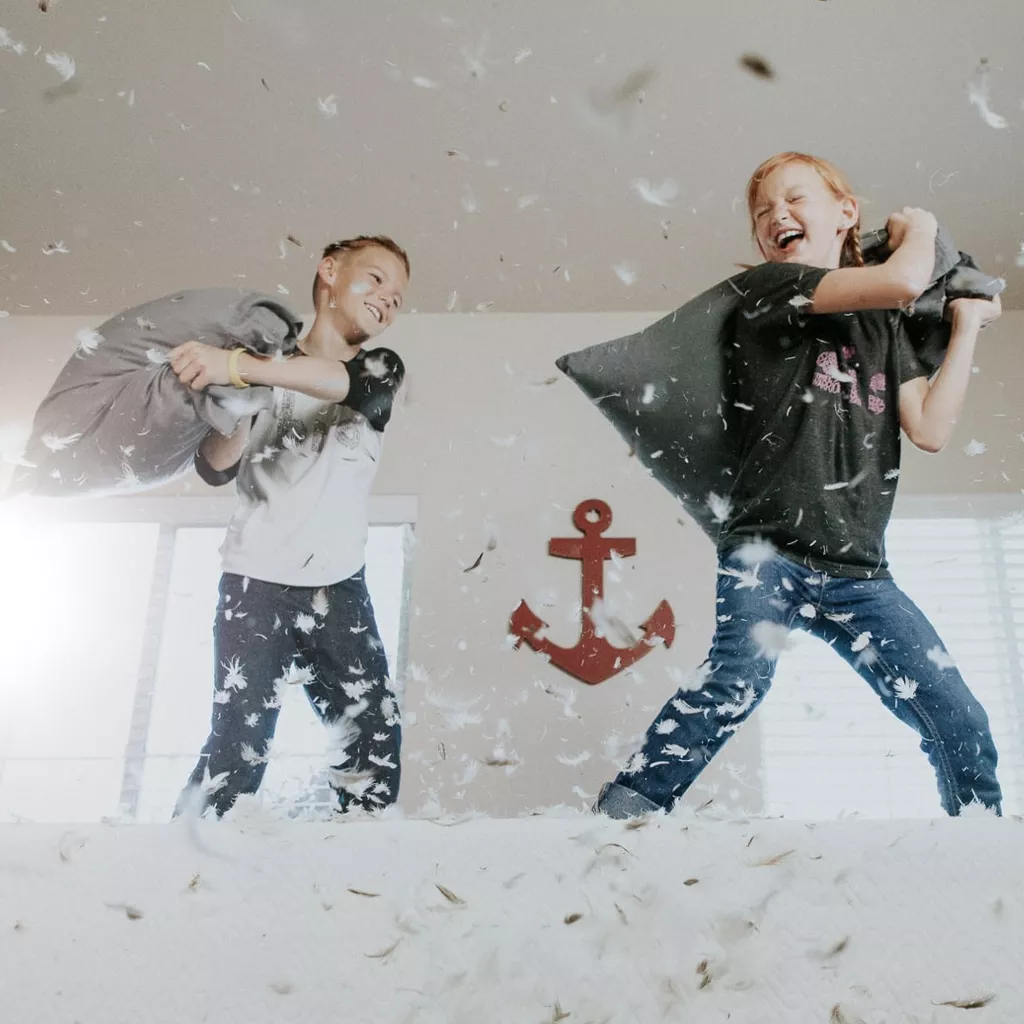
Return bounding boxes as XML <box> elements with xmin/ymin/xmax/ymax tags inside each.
<box><xmin>508</xmin><ymin>499</ymin><xmax>675</xmax><ymax>685</ymax></box>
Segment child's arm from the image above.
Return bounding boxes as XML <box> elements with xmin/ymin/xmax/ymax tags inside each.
<box><xmin>809</xmin><ymin>207</ymin><xmax>938</xmax><ymax>314</ymax></box>
<box><xmin>898</xmin><ymin>295</ymin><xmax>1001</xmax><ymax>453</ymax></box>
<box><xmin>169</xmin><ymin>342</ymin><xmax>351</xmax><ymax>403</ymax></box>
<box><xmin>194</xmin><ymin>419</ymin><xmax>253</xmax><ymax>485</ymax></box>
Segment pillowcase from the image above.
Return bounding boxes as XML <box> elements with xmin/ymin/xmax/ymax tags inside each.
<box><xmin>11</xmin><ymin>289</ymin><xmax>302</xmax><ymax>496</ymax></box>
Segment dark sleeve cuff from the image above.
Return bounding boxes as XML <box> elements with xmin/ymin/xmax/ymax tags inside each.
<box><xmin>194</xmin><ymin>447</ymin><xmax>241</xmax><ymax>486</ymax></box>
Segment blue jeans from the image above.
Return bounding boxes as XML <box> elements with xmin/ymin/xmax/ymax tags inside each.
<box><xmin>598</xmin><ymin>551</ymin><xmax>1002</xmax><ymax>818</ymax></box>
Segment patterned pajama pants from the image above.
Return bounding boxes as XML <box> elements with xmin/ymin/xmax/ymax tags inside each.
<box><xmin>178</xmin><ymin>568</ymin><xmax>401</xmax><ymax>817</ymax></box>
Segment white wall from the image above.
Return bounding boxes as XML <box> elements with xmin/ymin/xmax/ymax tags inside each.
<box><xmin>1</xmin><ymin>310</ymin><xmax>1021</xmax><ymax>816</ymax></box>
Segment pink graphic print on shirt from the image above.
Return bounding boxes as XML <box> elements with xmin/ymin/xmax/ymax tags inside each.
<box><xmin>812</xmin><ymin>346</ymin><xmax>885</xmax><ymax>415</ymax></box>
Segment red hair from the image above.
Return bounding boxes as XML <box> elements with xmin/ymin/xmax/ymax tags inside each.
<box><xmin>745</xmin><ymin>152</ymin><xmax>864</xmax><ymax>267</ymax></box>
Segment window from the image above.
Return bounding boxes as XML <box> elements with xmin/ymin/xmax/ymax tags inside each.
<box><xmin>0</xmin><ymin>522</ymin><xmax>161</xmax><ymax>822</ymax></box>
<box><xmin>761</xmin><ymin>511</ymin><xmax>1024</xmax><ymax>819</ymax></box>
<box><xmin>0</xmin><ymin>498</ymin><xmax>414</xmax><ymax>824</ymax></box>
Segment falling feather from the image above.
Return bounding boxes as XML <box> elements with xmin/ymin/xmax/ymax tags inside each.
<box><xmin>829</xmin><ymin>1005</ymin><xmax>866</xmax><ymax>1024</ymax></box>
<box><xmin>556</xmin><ymin>751</ymin><xmax>592</xmax><ymax>766</ymax></box>
<box><xmin>739</xmin><ymin>53</ymin><xmax>775</xmax><ymax>80</ymax></box>
<box><xmin>583</xmin><ymin>64</ymin><xmax>657</xmax><ymax>137</ymax></box>
<box><xmin>716</xmin><ymin>685</ymin><xmax>756</xmax><ymax>719</ymax></box>
<box><xmin>74</xmin><ymin>328</ymin><xmax>104</xmax><ymax>355</ymax></box>
<box><xmin>614</xmin><ymin>263</ymin><xmax>637</xmax><ymax>286</ymax></box>
<box><xmin>967</xmin><ymin>59</ymin><xmax>1008</xmax><ymax>129</ymax></box>
<box><xmin>707</xmin><ymin>492</ymin><xmax>732</xmax><ymax>524</ymax></box>
<box><xmin>718</xmin><ymin>563</ymin><xmax>761</xmax><ymax>590</ymax></box>
<box><xmin>41</xmin><ymin>432</ymin><xmax>81</xmax><ymax>452</ymax></box>
<box><xmin>311</xmin><ymin>588</ymin><xmax>329</xmax><ymax>617</ymax></box>
<box><xmin>964</xmin><ymin>439</ymin><xmax>987</xmax><ymax>457</ymax></box>
<box><xmin>823</xmin><ymin>469</ymin><xmax>868</xmax><ymax>491</ymax></box>
<box><xmin>425</xmin><ymin>689</ymin><xmax>482</xmax><ymax>730</ymax></box>
<box><xmin>240</xmin><ymin>742</ymin><xmax>268</xmax><ymax>765</ymax></box>
<box><xmin>631</xmin><ymin>177</ymin><xmax>679</xmax><ymax>207</ymax></box>
<box><xmin>751</xmin><ymin>620</ymin><xmax>794</xmax><ymax>660</ymax></box>
<box><xmin>894</xmin><ymin>677</ymin><xmax>919</xmax><ymax>701</ymax></box>
<box><xmin>662</xmin><ymin>743</ymin><xmax>691</xmax><ymax>759</ymax></box>
<box><xmin>927</xmin><ymin>646</ymin><xmax>956</xmax><ymax>669</ymax></box>
<box><xmin>733</xmin><ymin>539</ymin><xmax>776</xmax><ymax>566</ymax></box>
<box><xmin>317</xmin><ymin>95</ymin><xmax>338</xmax><ymax>117</ymax></box>
<box><xmin>590</xmin><ymin>597</ymin><xmax>639</xmax><ymax>647</ymax></box>
<box><xmin>490</xmin><ymin>432</ymin><xmax>521</xmax><ymax>447</ymax></box>
<box><xmin>222</xmin><ymin>656</ymin><xmax>248</xmax><ymax>691</ymax></box>
<box><xmin>44</xmin><ymin>51</ymin><xmax>76</xmax><ymax>81</ymax></box>
<box><xmin>0</xmin><ymin>28</ymin><xmax>27</xmax><ymax>55</ymax></box>
<box><xmin>850</xmin><ymin>632</ymin><xmax>872</xmax><ymax>653</ymax></box>
<box><xmin>934</xmin><ymin>995</ymin><xmax>997</xmax><ymax>1009</ymax></box>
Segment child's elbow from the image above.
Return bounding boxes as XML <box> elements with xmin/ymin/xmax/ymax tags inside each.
<box><xmin>892</xmin><ymin>273</ymin><xmax>929</xmax><ymax>307</ymax></box>
<box><xmin>906</xmin><ymin>428</ymin><xmax>947</xmax><ymax>454</ymax></box>
<box><xmin>325</xmin><ymin>384</ymin><xmax>350</xmax><ymax>403</ymax></box>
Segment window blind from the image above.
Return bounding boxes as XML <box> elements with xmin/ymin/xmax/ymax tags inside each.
<box><xmin>761</xmin><ymin>515</ymin><xmax>1024</xmax><ymax>819</ymax></box>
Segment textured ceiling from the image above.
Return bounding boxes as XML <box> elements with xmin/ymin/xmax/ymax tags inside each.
<box><xmin>1</xmin><ymin>0</ymin><xmax>1022</xmax><ymax>316</ymax></box>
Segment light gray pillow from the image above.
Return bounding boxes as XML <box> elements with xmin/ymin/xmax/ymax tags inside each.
<box><xmin>11</xmin><ymin>289</ymin><xmax>301</xmax><ymax>496</ymax></box>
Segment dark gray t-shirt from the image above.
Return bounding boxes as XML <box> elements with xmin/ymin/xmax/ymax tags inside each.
<box><xmin>720</xmin><ymin>262</ymin><xmax>928</xmax><ymax>579</ymax></box>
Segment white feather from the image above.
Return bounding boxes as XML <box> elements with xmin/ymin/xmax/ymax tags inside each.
<box><xmin>74</xmin><ymin>328</ymin><xmax>104</xmax><ymax>355</ymax></box>
<box><xmin>556</xmin><ymin>750</ymin><xmax>592</xmax><ymax>766</ymax></box>
<box><xmin>0</xmin><ymin>28</ymin><xmax>27</xmax><ymax>55</ymax></box>
<box><xmin>707</xmin><ymin>491</ymin><xmax>733</xmax><ymax>524</ymax></box>
<box><xmin>927</xmin><ymin>646</ymin><xmax>957</xmax><ymax>670</ymax></box>
<box><xmin>222</xmin><ymin>657</ymin><xmax>248</xmax><ymax>691</ymax></box>
<box><xmin>967</xmin><ymin>60</ymin><xmax>1008</xmax><ymax>129</ymax></box>
<box><xmin>894</xmin><ymin>677</ymin><xmax>919</xmax><ymax>701</ymax></box>
<box><xmin>631</xmin><ymin>177</ymin><xmax>678</xmax><ymax>207</ymax></box>
<box><xmin>614</xmin><ymin>262</ymin><xmax>637</xmax><ymax>286</ymax></box>
<box><xmin>311</xmin><ymin>588</ymin><xmax>330</xmax><ymax>617</ymax></box>
<box><xmin>44</xmin><ymin>51</ymin><xmax>76</xmax><ymax>82</ymax></box>
<box><xmin>41</xmin><ymin>431</ymin><xmax>81</xmax><ymax>452</ymax></box>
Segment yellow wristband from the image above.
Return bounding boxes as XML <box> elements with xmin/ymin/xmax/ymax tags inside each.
<box><xmin>228</xmin><ymin>348</ymin><xmax>250</xmax><ymax>389</ymax></box>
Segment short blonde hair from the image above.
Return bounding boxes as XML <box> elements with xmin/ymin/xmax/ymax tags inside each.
<box><xmin>312</xmin><ymin>235</ymin><xmax>410</xmax><ymax>305</ymax></box>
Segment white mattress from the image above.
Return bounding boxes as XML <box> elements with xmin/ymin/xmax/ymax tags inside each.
<box><xmin>1</xmin><ymin>813</ymin><xmax>1021</xmax><ymax>1023</ymax></box>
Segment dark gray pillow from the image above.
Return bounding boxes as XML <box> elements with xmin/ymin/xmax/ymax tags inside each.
<box><xmin>861</xmin><ymin>226</ymin><xmax>1004</xmax><ymax>374</ymax></box>
<box><xmin>557</xmin><ymin>227</ymin><xmax>1003</xmax><ymax>540</ymax></box>
<box><xmin>11</xmin><ymin>289</ymin><xmax>301</xmax><ymax>496</ymax></box>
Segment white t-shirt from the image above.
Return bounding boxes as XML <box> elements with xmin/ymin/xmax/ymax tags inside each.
<box><xmin>219</xmin><ymin>388</ymin><xmax>382</xmax><ymax>586</ymax></box>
